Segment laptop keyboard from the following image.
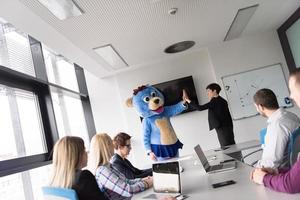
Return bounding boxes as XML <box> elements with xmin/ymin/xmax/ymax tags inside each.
<box><xmin>210</xmin><ymin>164</ymin><xmax>223</xmax><ymax>171</ymax></box>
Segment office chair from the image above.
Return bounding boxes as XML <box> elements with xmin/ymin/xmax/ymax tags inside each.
<box><xmin>242</xmin><ymin>128</ymin><xmax>266</xmax><ymax>166</ymax></box>
<box><xmin>259</xmin><ymin>128</ymin><xmax>267</xmax><ymax>146</ymax></box>
<box><xmin>288</xmin><ymin>127</ymin><xmax>300</xmax><ymax>166</ymax></box>
<box><xmin>42</xmin><ymin>186</ymin><xmax>79</xmax><ymax>200</ymax></box>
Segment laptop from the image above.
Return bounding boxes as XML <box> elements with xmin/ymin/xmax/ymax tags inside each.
<box><xmin>152</xmin><ymin>161</ymin><xmax>181</xmax><ymax>194</ymax></box>
<box><xmin>194</xmin><ymin>144</ymin><xmax>237</xmax><ymax>173</ymax></box>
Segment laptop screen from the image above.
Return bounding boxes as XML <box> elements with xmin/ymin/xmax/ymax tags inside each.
<box><xmin>194</xmin><ymin>144</ymin><xmax>210</xmax><ymax>171</ymax></box>
<box><xmin>152</xmin><ymin>161</ymin><xmax>181</xmax><ymax>193</ymax></box>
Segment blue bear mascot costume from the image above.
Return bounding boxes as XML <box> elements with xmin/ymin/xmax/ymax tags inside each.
<box><xmin>126</xmin><ymin>85</ymin><xmax>187</xmax><ymax>161</ymax></box>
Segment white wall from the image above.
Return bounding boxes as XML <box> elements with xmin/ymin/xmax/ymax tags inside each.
<box><xmin>85</xmin><ymin>71</ymin><xmax>126</xmax><ymax>135</ymax></box>
<box><xmin>86</xmin><ymin>30</ymin><xmax>300</xmax><ymax>167</ymax></box>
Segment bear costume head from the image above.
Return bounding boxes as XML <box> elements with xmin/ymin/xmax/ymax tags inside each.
<box><xmin>126</xmin><ymin>85</ymin><xmax>165</xmax><ymax>118</ymax></box>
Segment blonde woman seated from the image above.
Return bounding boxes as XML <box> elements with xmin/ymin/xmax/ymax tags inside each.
<box><xmin>49</xmin><ymin>136</ymin><xmax>107</xmax><ymax>200</ymax></box>
<box><xmin>89</xmin><ymin>133</ymin><xmax>153</xmax><ymax>200</ymax></box>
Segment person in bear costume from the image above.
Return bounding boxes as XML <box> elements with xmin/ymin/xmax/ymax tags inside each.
<box><xmin>126</xmin><ymin>85</ymin><xmax>188</xmax><ymax>161</ymax></box>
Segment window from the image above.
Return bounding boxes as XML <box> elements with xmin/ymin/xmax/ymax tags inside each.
<box><xmin>0</xmin><ymin>19</ymin><xmax>35</xmax><ymax>77</ymax></box>
<box><xmin>50</xmin><ymin>87</ymin><xmax>90</xmax><ymax>148</ymax></box>
<box><xmin>0</xmin><ymin>85</ymin><xmax>46</xmax><ymax>161</ymax></box>
<box><xmin>42</xmin><ymin>46</ymin><xmax>79</xmax><ymax>92</ymax></box>
<box><xmin>0</xmin><ymin>17</ymin><xmax>96</xmax><ymax>200</ymax></box>
<box><xmin>30</xmin><ymin>165</ymin><xmax>51</xmax><ymax>200</ymax></box>
<box><xmin>278</xmin><ymin>7</ymin><xmax>300</xmax><ymax>71</ymax></box>
<box><xmin>0</xmin><ymin>164</ymin><xmax>51</xmax><ymax>200</ymax></box>
<box><xmin>0</xmin><ymin>173</ymin><xmax>25</xmax><ymax>200</ymax></box>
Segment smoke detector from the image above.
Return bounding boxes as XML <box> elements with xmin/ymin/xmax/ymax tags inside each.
<box><xmin>168</xmin><ymin>8</ymin><xmax>178</xmax><ymax>15</ymax></box>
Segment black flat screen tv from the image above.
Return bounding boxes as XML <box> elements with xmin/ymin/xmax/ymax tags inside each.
<box><xmin>277</xmin><ymin>7</ymin><xmax>300</xmax><ymax>72</ymax></box>
<box><xmin>152</xmin><ymin>76</ymin><xmax>199</xmax><ymax>114</ymax></box>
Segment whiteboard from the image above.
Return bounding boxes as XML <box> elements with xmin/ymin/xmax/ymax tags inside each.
<box><xmin>221</xmin><ymin>63</ymin><xmax>292</xmax><ymax>120</ymax></box>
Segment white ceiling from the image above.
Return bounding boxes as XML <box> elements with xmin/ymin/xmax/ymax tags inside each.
<box><xmin>8</xmin><ymin>0</ymin><xmax>300</xmax><ymax>77</ymax></box>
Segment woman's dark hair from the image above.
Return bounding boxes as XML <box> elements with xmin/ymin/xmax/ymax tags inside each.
<box><xmin>113</xmin><ymin>132</ymin><xmax>131</xmax><ymax>150</ymax></box>
<box><xmin>253</xmin><ymin>88</ymin><xmax>279</xmax><ymax>109</ymax></box>
<box><xmin>206</xmin><ymin>83</ymin><xmax>221</xmax><ymax>94</ymax></box>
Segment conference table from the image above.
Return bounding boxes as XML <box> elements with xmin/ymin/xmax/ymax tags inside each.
<box><xmin>132</xmin><ymin>148</ymin><xmax>300</xmax><ymax>200</ymax></box>
<box><xmin>221</xmin><ymin>139</ymin><xmax>261</xmax><ymax>154</ymax></box>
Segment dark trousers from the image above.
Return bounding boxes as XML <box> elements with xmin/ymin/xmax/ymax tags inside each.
<box><xmin>215</xmin><ymin>126</ymin><xmax>236</xmax><ymax>147</ymax></box>
<box><xmin>215</xmin><ymin>126</ymin><xmax>243</xmax><ymax>161</ymax></box>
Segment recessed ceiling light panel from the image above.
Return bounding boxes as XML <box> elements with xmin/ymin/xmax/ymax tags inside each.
<box><xmin>37</xmin><ymin>0</ymin><xmax>84</xmax><ymax>20</ymax></box>
<box><xmin>224</xmin><ymin>4</ymin><xmax>259</xmax><ymax>41</ymax></box>
<box><xmin>164</xmin><ymin>41</ymin><xmax>195</xmax><ymax>54</ymax></box>
<box><xmin>93</xmin><ymin>44</ymin><xmax>128</xmax><ymax>70</ymax></box>
<box><xmin>168</xmin><ymin>8</ymin><xmax>178</xmax><ymax>15</ymax></box>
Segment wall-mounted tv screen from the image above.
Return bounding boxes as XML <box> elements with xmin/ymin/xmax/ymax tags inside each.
<box><xmin>152</xmin><ymin>76</ymin><xmax>199</xmax><ymax>114</ymax></box>
<box><xmin>278</xmin><ymin>7</ymin><xmax>300</xmax><ymax>71</ymax></box>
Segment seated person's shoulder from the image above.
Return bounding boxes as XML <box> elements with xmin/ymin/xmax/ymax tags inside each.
<box><xmin>111</xmin><ymin>154</ymin><xmax>122</xmax><ymax>163</ymax></box>
<box><xmin>269</xmin><ymin>121</ymin><xmax>299</xmax><ymax>140</ymax></box>
<box><xmin>282</xmin><ymin>110</ymin><xmax>300</xmax><ymax>120</ymax></box>
<box><xmin>79</xmin><ymin>169</ymin><xmax>94</xmax><ymax>177</ymax></box>
<box><xmin>74</xmin><ymin>170</ymin><xmax>96</xmax><ymax>187</ymax></box>
<box><xmin>74</xmin><ymin>171</ymin><xmax>107</xmax><ymax>200</ymax></box>
<box><xmin>97</xmin><ymin>164</ymin><xmax>114</xmax><ymax>176</ymax></box>
<box><xmin>76</xmin><ymin>170</ymin><xmax>95</xmax><ymax>182</ymax></box>
<box><xmin>272</xmin><ymin>110</ymin><xmax>300</xmax><ymax>124</ymax></box>
<box><xmin>277</xmin><ymin>111</ymin><xmax>300</xmax><ymax>127</ymax></box>
<box><xmin>111</xmin><ymin>154</ymin><xmax>128</xmax><ymax>169</ymax></box>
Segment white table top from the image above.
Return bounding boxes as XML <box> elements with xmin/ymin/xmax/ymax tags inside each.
<box><xmin>132</xmin><ymin>150</ymin><xmax>300</xmax><ymax>200</ymax></box>
<box><xmin>220</xmin><ymin>140</ymin><xmax>261</xmax><ymax>154</ymax></box>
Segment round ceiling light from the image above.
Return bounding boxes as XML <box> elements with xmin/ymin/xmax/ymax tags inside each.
<box><xmin>168</xmin><ymin>8</ymin><xmax>178</xmax><ymax>15</ymax></box>
<box><xmin>164</xmin><ymin>41</ymin><xmax>195</xmax><ymax>54</ymax></box>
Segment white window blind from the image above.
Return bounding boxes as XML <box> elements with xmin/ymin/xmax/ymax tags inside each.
<box><xmin>0</xmin><ymin>85</ymin><xmax>46</xmax><ymax>161</ymax></box>
<box><xmin>43</xmin><ymin>46</ymin><xmax>79</xmax><ymax>92</ymax></box>
<box><xmin>50</xmin><ymin>87</ymin><xmax>89</xmax><ymax>148</ymax></box>
<box><xmin>0</xmin><ymin>22</ymin><xmax>35</xmax><ymax>76</ymax></box>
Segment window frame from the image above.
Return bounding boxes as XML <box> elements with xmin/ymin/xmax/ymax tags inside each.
<box><xmin>0</xmin><ymin>35</ymin><xmax>96</xmax><ymax>178</ymax></box>
<box><xmin>277</xmin><ymin>7</ymin><xmax>300</xmax><ymax>72</ymax></box>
